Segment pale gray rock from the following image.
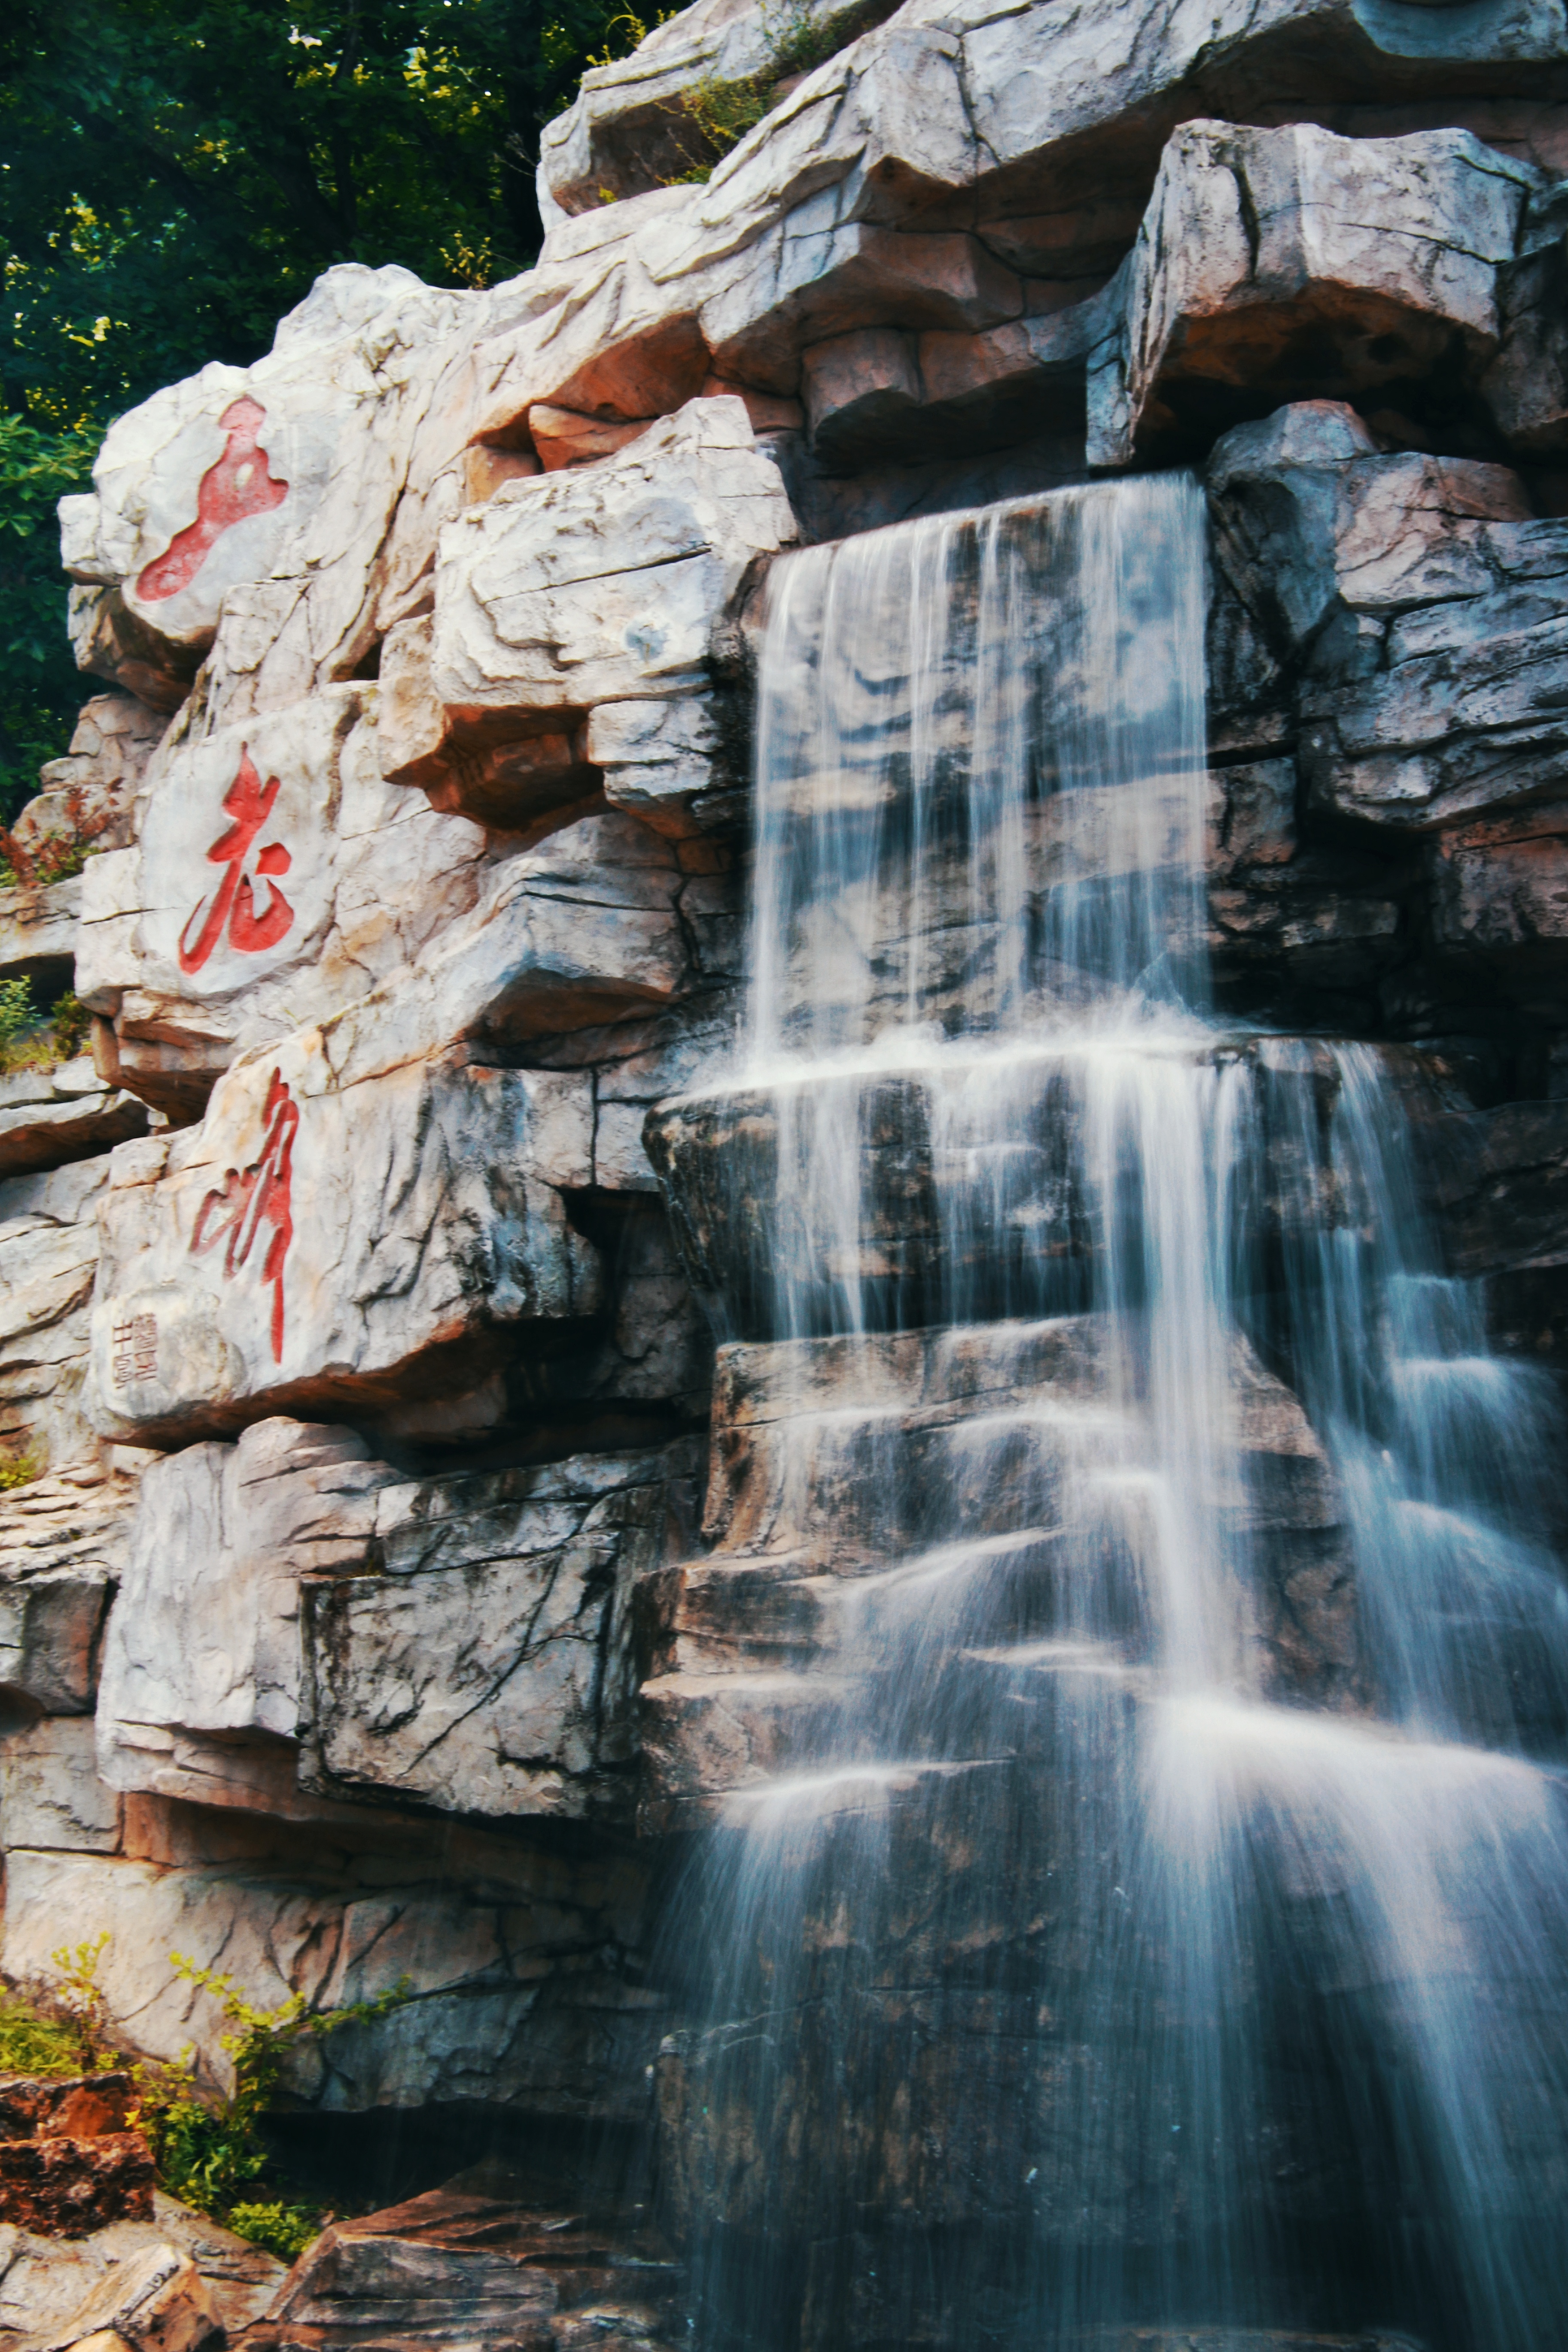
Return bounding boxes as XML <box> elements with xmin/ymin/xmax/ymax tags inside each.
<box><xmin>539</xmin><ymin>0</ymin><xmax>864</xmax><ymax>216</ymax></box>
<box><xmin>301</xmin><ymin>1442</ymin><xmax>694</xmax><ymax>1820</ymax></box>
<box><xmin>95</xmin><ymin>1420</ymin><xmax>398</xmax><ymax>1813</ymax></box>
<box><xmin>1207</xmin><ymin>403</ymin><xmax>1568</xmax><ymax>832</ymax></box>
<box><xmin>585</xmin><ymin>695</ymin><xmax>726</xmax><ymax>836</ymax></box>
<box><xmin>76</xmin><ymin>684</ymin><xmax>488</xmax><ymax>1119</ymax></box>
<box><xmin>0</xmin><ymin>874</ymin><xmax>81</xmax><ymax>987</ymax></box>
<box><xmin>374</xmin><ymin>611</ymin><xmax>595</xmax><ymax>831</ymax></box>
<box><xmin>0</xmin><ymin>1558</ymin><xmax>111</xmax><ymax>1720</ymax></box>
<box><xmin>542</xmin><ymin>0</ymin><xmax>1568</xmax><ymax>237</ymax></box>
<box><xmin>808</xmin><ymin>302</ymin><xmax>1099</xmax><ymax>465</ymax></box>
<box><xmin>61</xmin><ymin>266</ymin><xmax>474</xmax><ymax>729</ymax></box>
<box><xmin>0</xmin><ymin>1714</ymin><xmax>121</xmax><ymax>1851</ymax></box>
<box><xmin>424</xmin><ymin>398</ymin><xmax>794</xmax><ymax>767</ymax></box>
<box><xmin>0</xmin><ymin>1158</ymin><xmax>119</xmax><ymax>1475</ymax></box>
<box><xmin>14</xmin><ymin>2239</ymin><xmax>223</xmax><ymax>2352</ymax></box>
<box><xmin>0</xmin><ymin>1843</ymin><xmax>661</xmax><ymax>2115</ymax></box>
<box><xmin>65</xmin><ymin>585</ymin><xmax>199</xmax><ymax>715</ymax></box>
<box><xmin>85</xmin><ymin>1040</ymin><xmax>600</xmax><ymax>1446</ymax></box>
<box><xmin>700</xmin><ymin>207</ymin><xmax>1024</xmax><ymax>395</ymax></box>
<box><xmin>0</xmin><ymin>1060</ymin><xmax>149</xmax><ymax>1182</ymax></box>
<box><xmin>12</xmin><ymin>694</ymin><xmax>166</xmax><ymax>863</ymax></box>
<box><xmin>0</xmin><ymin>2196</ymin><xmax>281</xmax><ymax>2346</ymax></box>
<box><xmin>98</xmin><ymin>1422</ymin><xmax>693</xmax><ymax>1826</ymax></box>
<box><xmin>1089</xmin><ymin>121</ymin><xmax>1538</xmax><ymax>466</ymax></box>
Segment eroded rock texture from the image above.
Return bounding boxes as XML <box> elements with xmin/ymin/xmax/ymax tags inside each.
<box><xmin>0</xmin><ymin>0</ymin><xmax>1565</xmax><ymax>2338</ymax></box>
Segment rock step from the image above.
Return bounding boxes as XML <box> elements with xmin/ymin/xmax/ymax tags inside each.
<box><xmin>241</xmin><ymin>2174</ymin><xmax>680</xmax><ymax>2352</ymax></box>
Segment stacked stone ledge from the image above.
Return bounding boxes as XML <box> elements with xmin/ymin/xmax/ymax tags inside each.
<box><xmin>0</xmin><ymin>0</ymin><xmax>1561</xmax><ymax>2256</ymax></box>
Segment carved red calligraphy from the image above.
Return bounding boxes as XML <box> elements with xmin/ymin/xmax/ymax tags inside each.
<box><xmin>190</xmin><ymin>1069</ymin><xmax>298</xmax><ymax>1362</ymax></box>
<box><xmin>136</xmin><ymin>396</ymin><xmax>289</xmax><ymax>603</ymax></box>
<box><xmin>178</xmin><ymin>747</ymin><xmax>295</xmax><ymax>975</ymax></box>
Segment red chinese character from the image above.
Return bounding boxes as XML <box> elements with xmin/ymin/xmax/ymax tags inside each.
<box><xmin>136</xmin><ymin>396</ymin><xmax>289</xmax><ymax>603</ymax></box>
<box><xmin>177</xmin><ymin>747</ymin><xmax>295</xmax><ymax>976</ymax></box>
<box><xmin>190</xmin><ymin>1069</ymin><xmax>298</xmax><ymax>1363</ymax></box>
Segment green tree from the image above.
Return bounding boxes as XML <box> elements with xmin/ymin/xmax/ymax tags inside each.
<box><xmin>0</xmin><ymin>0</ymin><xmax>644</xmax><ymax>821</ymax></box>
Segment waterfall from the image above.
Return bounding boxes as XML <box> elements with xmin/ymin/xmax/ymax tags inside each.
<box><xmin>655</xmin><ymin>479</ymin><xmax>1568</xmax><ymax>2350</ymax></box>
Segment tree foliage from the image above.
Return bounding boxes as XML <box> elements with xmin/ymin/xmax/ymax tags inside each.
<box><xmin>0</xmin><ymin>0</ymin><xmax>642</xmax><ymax>818</ymax></box>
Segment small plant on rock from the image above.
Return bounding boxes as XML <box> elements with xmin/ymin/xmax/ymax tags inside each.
<box><xmin>48</xmin><ymin>1932</ymin><xmax>114</xmax><ymax>2071</ymax></box>
<box><xmin>0</xmin><ymin>1991</ymin><xmax>90</xmax><ymax>2077</ymax></box>
<box><xmin>15</xmin><ymin>1937</ymin><xmax>413</xmax><ymax>2263</ymax></box>
<box><xmin>0</xmin><ymin>977</ymin><xmax>93</xmax><ymax>1076</ymax></box>
<box><xmin>130</xmin><ymin>1953</ymin><xmax>413</xmax><ymax>2255</ymax></box>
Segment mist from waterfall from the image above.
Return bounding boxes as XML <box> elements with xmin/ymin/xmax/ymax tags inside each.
<box><xmin>664</xmin><ymin>479</ymin><xmax>1568</xmax><ymax>2350</ymax></box>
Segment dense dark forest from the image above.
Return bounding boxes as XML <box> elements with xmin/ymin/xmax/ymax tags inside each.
<box><xmin>0</xmin><ymin>0</ymin><xmax>636</xmax><ymax>819</ymax></box>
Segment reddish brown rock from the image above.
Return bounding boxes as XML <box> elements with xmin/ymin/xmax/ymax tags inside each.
<box><xmin>0</xmin><ymin>2128</ymin><xmax>155</xmax><ymax>2237</ymax></box>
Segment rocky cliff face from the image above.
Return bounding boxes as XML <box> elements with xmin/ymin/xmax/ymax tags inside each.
<box><xmin>2</xmin><ymin>0</ymin><xmax>1568</xmax><ymax>2329</ymax></box>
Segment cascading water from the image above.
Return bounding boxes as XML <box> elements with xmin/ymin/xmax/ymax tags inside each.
<box><xmin>653</xmin><ymin>478</ymin><xmax>1568</xmax><ymax>2350</ymax></box>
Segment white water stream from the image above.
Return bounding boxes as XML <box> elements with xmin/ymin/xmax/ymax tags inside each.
<box><xmin>672</xmin><ymin>478</ymin><xmax>1568</xmax><ymax>2349</ymax></box>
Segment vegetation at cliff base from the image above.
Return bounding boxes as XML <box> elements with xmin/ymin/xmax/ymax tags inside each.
<box><xmin>1</xmin><ymin>1933</ymin><xmax>411</xmax><ymax>2266</ymax></box>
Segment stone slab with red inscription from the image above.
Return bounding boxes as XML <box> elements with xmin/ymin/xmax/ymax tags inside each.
<box><xmin>84</xmin><ymin>1033</ymin><xmax>601</xmax><ymax>1447</ymax></box>
<box><xmin>58</xmin><ymin>265</ymin><xmax>471</xmax><ymax>706</ymax></box>
<box><xmin>75</xmin><ymin>686</ymin><xmax>488</xmax><ymax>1117</ymax></box>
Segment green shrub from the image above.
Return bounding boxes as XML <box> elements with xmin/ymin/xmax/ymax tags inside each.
<box><xmin>0</xmin><ymin>979</ymin><xmax>93</xmax><ymax>1076</ymax></box>
<box><xmin>50</xmin><ymin>991</ymin><xmax>88</xmax><ymax>1062</ymax></box>
<box><xmin>667</xmin><ymin>0</ymin><xmax>883</xmax><ymax>181</ymax></box>
<box><xmin>0</xmin><ymin>977</ymin><xmax>34</xmax><ymax>1053</ymax></box>
<box><xmin>0</xmin><ymin>1935</ymin><xmax>415</xmax><ymax>2263</ymax></box>
<box><xmin>0</xmin><ymin>1993</ymin><xmax>88</xmax><ymax>2077</ymax></box>
<box><xmin>225</xmin><ymin>2200</ymin><xmax>325</xmax><ymax>2263</ymax></box>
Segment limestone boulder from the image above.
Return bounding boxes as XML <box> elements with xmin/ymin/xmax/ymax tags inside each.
<box><xmin>0</xmin><ymin>1716</ymin><xmax>122</xmax><ymax>1852</ymax></box>
<box><xmin>94</xmin><ymin>1420</ymin><xmax>399</xmax><ymax>1815</ymax></box>
<box><xmin>17</xmin><ymin>2241</ymin><xmax>220</xmax><ymax>2348</ymax></box>
<box><xmin>11</xmin><ymin>695</ymin><xmax>166</xmax><ymax>866</ymax></box>
<box><xmin>0</xmin><ymin>2196</ymin><xmax>283</xmax><ymax>2344</ymax></box>
<box><xmin>301</xmin><ymin>1440</ymin><xmax>696</xmax><ymax>1821</ymax></box>
<box><xmin>0</xmin><ymin>1064</ymin><xmax>147</xmax><ymax>1184</ymax></box>
<box><xmin>1208</xmin><ymin>404</ymin><xmax>1568</xmax><ymax>837</ymax></box>
<box><xmin>0</xmin><ymin>1549</ymin><xmax>115</xmax><ymax>1722</ymax></box>
<box><xmin>76</xmin><ymin>685</ymin><xmax>488</xmax><ymax>1119</ymax></box>
<box><xmin>1089</xmin><ymin>121</ymin><xmax>1538</xmax><ymax>466</ymax></box>
<box><xmin>85</xmin><ymin>1039</ymin><xmax>600</xmax><ymax>1447</ymax></box>
<box><xmin>0</xmin><ymin>1159</ymin><xmax>120</xmax><ymax>1475</ymax></box>
<box><xmin>0</xmin><ymin>1842</ymin><xmax>661</xmax><ymax>2117</ymax></box>
<box><xmin>0</xmin><ymin>1456</ymin><xmax>143</xmax><ymax>1717</ymax></box>
<box><xmin>96</xmin><ymin>1418</ymin><xmax>694</xmax><ymax>1826</ymax></box>
<box><xmin>799</xmin><ymin>302</ymin><xmax>1099</xmax><ymax>467</ymax></box>
<box><xmin>387</xmin><ymin>399</ymin><xmax>793</xmax><ymax>832</ymax></box>
<box><xmin>539</xmin><ymin>0</ymin><xmax>872</xmax><ymax>217</ymax></box>
<box><xmin>60</xmin><ymin>266</ymin><xmax>472</xmax><ymax>724</ymax></box>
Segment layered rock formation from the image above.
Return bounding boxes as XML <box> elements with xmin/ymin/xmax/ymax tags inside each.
<box><xmin>1</xmin><ymin>0</ymin><xmax>1567</xmax><ymax>2340</ymax></box>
